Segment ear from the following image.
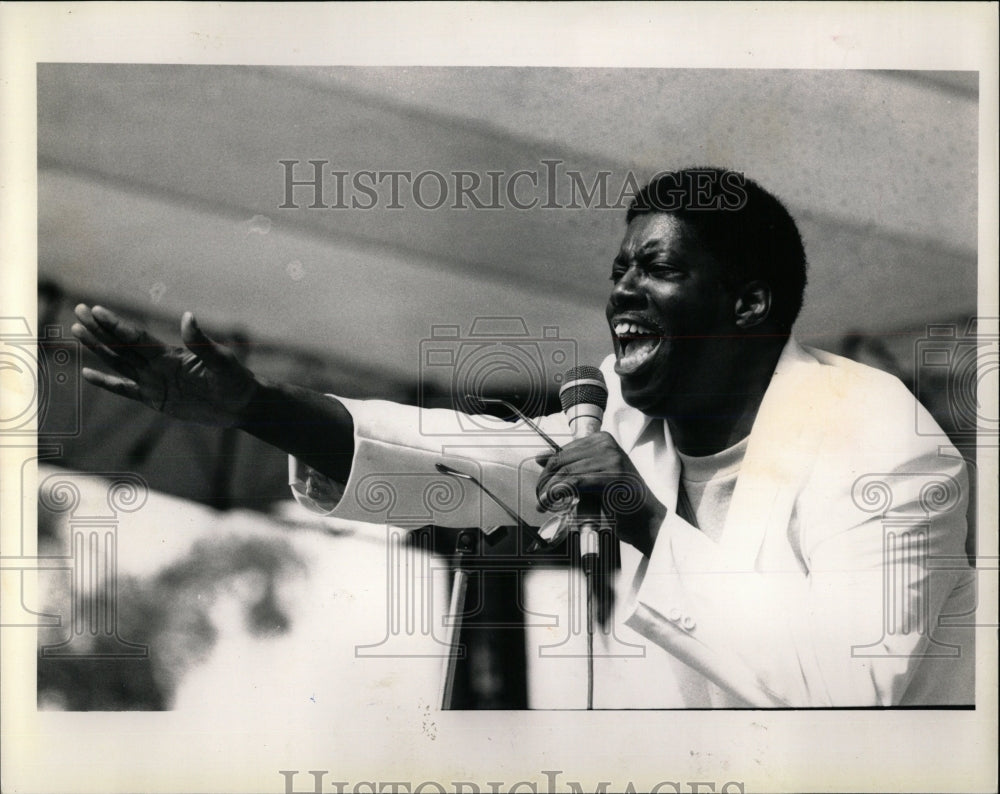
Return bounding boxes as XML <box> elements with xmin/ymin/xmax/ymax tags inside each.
<box><xmin>733</xmin><ymin>280</ymin><xmax>771</xmax><ymax>329</ymax></box>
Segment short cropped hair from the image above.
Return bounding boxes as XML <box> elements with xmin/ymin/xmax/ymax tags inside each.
<box><xmin>627</xmin><ymin>167</ymin><xmax>807</xmax><ymax>333</ymax></box>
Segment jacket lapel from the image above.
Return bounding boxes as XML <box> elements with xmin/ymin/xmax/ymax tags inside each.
<box><xmin>606</xmin><ymin>339</ymin><xmax>830</xmax><ymax>576</ymax></box>
<box><xmin>717</xmin><ymin>338</ymin><xmax>829</xmax><ymax>571</ymax></box>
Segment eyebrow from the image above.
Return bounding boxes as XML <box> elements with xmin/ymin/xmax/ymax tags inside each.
<box><xmin>613</xmin><ymin>239</ymin><xmax>676</xmax><ymax>267</ymax></box>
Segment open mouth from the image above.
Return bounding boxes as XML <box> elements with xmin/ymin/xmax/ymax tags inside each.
<box><xmin>612</xmin><ymin>320</ymin><xmax>663</xmax><ymax>376</ymax></box>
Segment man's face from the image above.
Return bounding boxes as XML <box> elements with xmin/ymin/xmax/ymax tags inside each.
<box><xmin>605</xmin><ymin>213</ymin><xmax>737</xmax><ymax>416</ymax></box>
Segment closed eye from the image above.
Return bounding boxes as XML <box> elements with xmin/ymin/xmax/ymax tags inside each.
<box><xmin>610</xmin><ymin>258</ymin><xmax>629</xmax><ymax>282</ymax></box>
<box><xmin>610</xmin><ymin>259</ymin><xmax>683</xmax><ymax>282</ymax></box>
<box><xmin>644</xmin><ymin>257</ymin><xmax>685</xmax><ymax>278</ymax></box>
<box><xmin>648</xmin><ymin>264</ymin><xmax>681</xmax><ymax>277</ymax></box>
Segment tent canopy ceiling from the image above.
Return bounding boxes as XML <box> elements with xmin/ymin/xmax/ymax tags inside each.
<box><xmin>38</xmin><ymin>66</ymin><xmax>978</xmax><ymax>387</ymax></box>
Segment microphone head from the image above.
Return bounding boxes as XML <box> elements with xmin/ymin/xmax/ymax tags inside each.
<box><xmin>559</xmin><ymin>365</ymin><xmax>608</xmax><ymax>412</ymax></box>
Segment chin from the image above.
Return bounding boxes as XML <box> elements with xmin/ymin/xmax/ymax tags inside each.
<box><xmin>619</xmin><ymin>378</ymin><xmax>670</xmax><ymax>417</ymax></box>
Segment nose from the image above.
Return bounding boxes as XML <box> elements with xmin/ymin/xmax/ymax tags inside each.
<box><xmin>608</xmin><ymin>264</ymin><xmax>645</xmax><ymax>310</ymax></box>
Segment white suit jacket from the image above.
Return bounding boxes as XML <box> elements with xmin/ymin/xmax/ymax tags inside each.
<box><xmin>290</xmin><ymin>338</ymin><xmax>975</xmax><ymax>707</ymax></box>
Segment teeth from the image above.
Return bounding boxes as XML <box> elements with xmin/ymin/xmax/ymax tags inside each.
<box><xmin>614</xmin><ymin>321</ymin><xmax>653</xmax><ymax>338</ymax></box>
<box><xmin>616</xmin><ymin>335</ymin><xmax>660</xmax><ymax>373</ymax></box>
<box><xmin>613</xmin><ymin>319</ymin><xmax>661</xmax><ymax>375</ymax></box>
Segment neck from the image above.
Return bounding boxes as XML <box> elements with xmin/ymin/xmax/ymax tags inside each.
<box><xmin>666</xmin><ymin>337</ymin><xmax>785</xmax><ymax>456</ymax></box>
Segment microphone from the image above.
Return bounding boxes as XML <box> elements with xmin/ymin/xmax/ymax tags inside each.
<box><xmin>558</xmin><ymin>366</ymin><xmax>608</xmax><ymax>562</ymax></box>
<box><xmin>559</xmin><ymin>366</ymin><xmax>609</xmax><ymax>709</ymax></box>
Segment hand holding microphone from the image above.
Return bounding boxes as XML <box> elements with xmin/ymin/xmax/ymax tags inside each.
<box><xmin>536</xmin><ymin>366</ymin><xmax>666</xmax><ymax>558</ymax></box>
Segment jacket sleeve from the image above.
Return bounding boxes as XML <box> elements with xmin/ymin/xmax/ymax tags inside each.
<box><xmin>289</xmin><ymin>395</ymin><xmax>571</xmax><ymax>528</ymax></box>
<box><xmin>792</xmin><ymin>411</ymin><xmax>973</xmax><ymax>705</ymax></box>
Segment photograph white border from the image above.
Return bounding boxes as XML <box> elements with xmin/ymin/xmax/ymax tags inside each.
<box><xmin>2</xmin><ymin>3</ymin><xmax>997</xmax><ymax>793</ymax></box>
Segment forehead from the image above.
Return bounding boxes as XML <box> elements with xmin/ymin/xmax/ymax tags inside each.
<box><xmin>617</xmin><ymin>213</ymin><xmax>701</xmax><ymax>259</ymax></box>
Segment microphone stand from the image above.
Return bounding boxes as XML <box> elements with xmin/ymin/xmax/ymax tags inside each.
<box><xmin>437</xmin><ymin>380</ymin><xmax>607</xmax><ymax>710</ymax></box>
<box><xmin>470</xmin><ymin>395</ymin><xmax>601</xmax><ymax>708</ymax></box>
<box><xmin>434</xmin><ymin>462</ymin><xmax>544</xmax><ymax>709</ymax></box>
<box><xmin>580</xmin><ymin>522</ymin><xmax>599</xmax><ymax>711</ymax></box>
<box><xmin>440</xmin><ymin>528</ymin><xmax>478</xmax><ymax>710</ymax></box>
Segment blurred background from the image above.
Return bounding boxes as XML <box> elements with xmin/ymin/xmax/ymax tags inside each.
<box><xmin>31</xmin><ymin>65</ymin><xmax>982</xmax><ymax>711</ymax></box>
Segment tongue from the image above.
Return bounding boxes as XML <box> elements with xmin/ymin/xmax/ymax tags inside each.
<box><xmin>617</xmin><ymin>338</ymin><xmax>659</xmax><ymax>374</ymax></box>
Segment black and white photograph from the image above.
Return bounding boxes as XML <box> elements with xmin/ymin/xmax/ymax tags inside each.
<box><xmin>1</xmin><ymin>4</ymin><xmax>997</xmax><ymax>793</ymax></box>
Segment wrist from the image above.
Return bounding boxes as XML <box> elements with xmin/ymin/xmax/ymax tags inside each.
<box><xmin>234</xmin><ymin>375</ymin><xmax>271</xmax><ymax>429</ymax></box>
<box><xmin>615</xmin><ymin>499</ymin><xmax>664</xmax><ymax>558</ymax></box>
<box><xmin>636</xmin><ymin>499</ymin><xmax>666</xmax><ymax>557</ymax></box>
<box><xmin>642</xmin><ymin>502</ymin><xmax>667</xmax><ymax>557</ymax></box>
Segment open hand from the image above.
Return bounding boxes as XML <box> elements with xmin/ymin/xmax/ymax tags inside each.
<box><xmin>71</xmin><ymin>304</ymin><xmax>259</xmax><ymax>427</ymax></box>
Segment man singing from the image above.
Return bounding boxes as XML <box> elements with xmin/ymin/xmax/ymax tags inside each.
<box><xmin>71</xmin><ymin>167</ymin><xmax>974</xmax><ymax>708</ymax></box>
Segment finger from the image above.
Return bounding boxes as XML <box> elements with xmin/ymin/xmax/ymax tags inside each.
<box><xmin>71</xmin><ymin>322</ymin><xmax>140</xmax><ymax>379</ymax></box>
<box><xmin>537</xmin><ymin>474</ymin><xmax>581</xmax><ymax>512</ymax></box>
<box><xmin>538</xmin><ymin>446</ymin><xmax>610</xmax><ymax>477</ymax></box>
<box><xmin>180</xmin><ymin>312</ymin><xmax>236</xmax><ymax>372</ymax></box>
<box><xmin>74</xmin><ymin>304</ymin><xmax>156</xmax><ymax>366</ymax></box>
<box><xmin>73</xmin><ymin>306</ymin><xmax>149</xmax><ymax>369</ymax></box>
<box><xmin>540</xmin><ymin>457</ymin><xmax>614</xmax><ymax>478</ymax></box>
<box><xmin>536</xmin><ymin>464</ymin><xmax>561</xmax><ymax>508</ymax></box>
<box><xmin>541</xmin><ymin>433</ymin><xmax>615</xmax><ymax>467</ymax></box>
<box><xmin>544</xmin><ymin>439</ymin><xmax>625</xmax><ymax>474</ymax></box>
<box><xmin>534</xmin><ymin>450</ymin><xmax>555</xmax><ymax>467</ymax></box>
<box><xmin>542</xmin><ymin>466</ymin><xmax>637</xmax><ymax>514</ymax></box>
<box><xmin>536</xmin><ymin>468</ymin><xmax>553</xmax><ymax>501</ymax></box>
<box><xmin>537</xmin><ymin>474</ymin><xmax>558</xmax><ymax>511</ymax></box>
<box><xmin>73</xmin><ymin>304</ymin><xmax>135</xmax><ymax>359</ymax></box>
<box><xmin>90</xmin><ymin>304</ymin><xmax>165</xmax><ymax>360</ymax></box>
<box><xmin>81</xmin><ymin>367</ymin><xmax>145</xmax><ymax>402</ymax></box>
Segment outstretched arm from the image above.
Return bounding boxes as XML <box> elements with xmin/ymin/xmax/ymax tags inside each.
<box><xmin>71</xmin><ymin>304</ymin><xmax>354</xmax><ymax>482</ymax></box>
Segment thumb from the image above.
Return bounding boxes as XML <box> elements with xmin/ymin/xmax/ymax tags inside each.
<box><xmin>181</xmin><ymin>312</ymin><xmax>236</xmax><ymax>371</ymax></box>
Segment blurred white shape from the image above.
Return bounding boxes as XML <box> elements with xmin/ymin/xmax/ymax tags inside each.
<box><xmin>245</xmin><ymin>214</ymin><xmax>272</xmax><ymax>235</ymax></box>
